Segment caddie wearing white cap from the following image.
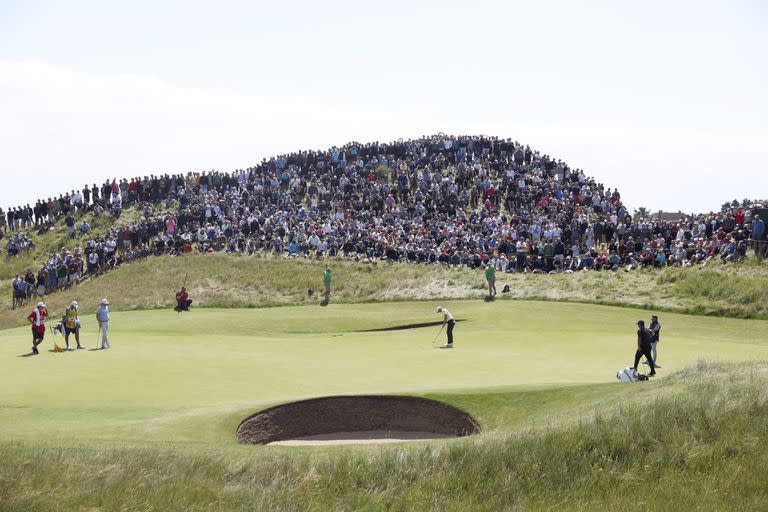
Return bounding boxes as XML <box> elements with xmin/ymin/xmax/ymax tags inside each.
<box><xmin>63</xmin><ymin>300</ymin><xmax>84</xmax><ymax>350</ymax></box>
<box><xmin>26</xmin><ymin>301</ymin><xmax>49</xmax><ymax>355</ymax></box>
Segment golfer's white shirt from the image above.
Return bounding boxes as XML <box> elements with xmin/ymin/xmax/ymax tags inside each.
<box><xmin>442</xmin><ymin>309</ymin><xmax>454</xmax><ymax>322</ymax></box>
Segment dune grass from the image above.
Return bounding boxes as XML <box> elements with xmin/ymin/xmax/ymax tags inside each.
<box><xmin>1</xmin><ymin>361</ymin><xmax>767</xmax><ymax>511</ymax></box>
<box><xmin>2</xmin><ymin>251</ymin><xmax>767</xmax><ymax>330</ymax></box>
<box><xmin>0</xmin><ymin>206</ymin><xmax>152</xmax><ymax>281</ymax></box>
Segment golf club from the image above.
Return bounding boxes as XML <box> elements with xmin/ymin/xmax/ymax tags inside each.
<box><xmin>431</xmin><ymin>324</ymin><xmax>445</xmax><ymax>346</ymax></box>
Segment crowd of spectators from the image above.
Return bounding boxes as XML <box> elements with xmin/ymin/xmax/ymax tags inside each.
<box><xmin>2</xmin><ymin>134</ymin><xmax>767</xmax><ymax>304</ymax></box>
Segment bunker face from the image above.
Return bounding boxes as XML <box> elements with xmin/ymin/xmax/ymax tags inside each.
<box><xmin>236</xmin><ymin>395</ymin><xmax>480</xmax><ymax>445</ymax></box>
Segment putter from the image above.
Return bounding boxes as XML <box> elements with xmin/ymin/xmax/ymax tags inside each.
<box><xmin>431</xmin><ymin>325</ymin><xmax>445</xmax><ymax>346</ymax></box>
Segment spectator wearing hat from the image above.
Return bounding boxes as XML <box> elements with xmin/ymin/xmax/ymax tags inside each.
<box><xmin>96</xmin><ymin>298</ymin><xmax>111</xmax><ymax>349</ymax></box>
<box><xmin>485</xmin><ymin>263</ymin><xmax>497</xmax><ymax>297</ymax></box>
<box><xmin>633</xmin><ymin>320</ymin><xmax>656</xmax><ymax>376</ymax></box>
<box><xmin>27</xmin><ymin>301</ymin><xmax>49</xmax><ymax>355</ymax></box>
<box><xmin>63</xmin><ymin>300</ymin><xmax>84</xmax><ymax>350</ymax></box>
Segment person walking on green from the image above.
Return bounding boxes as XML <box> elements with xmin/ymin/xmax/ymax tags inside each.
<box><xmin>485</xmin><ymin>264</ymin><xmax>496</xmax><ymax>297</ymax></box>
<box><xmin>323</xmin><ymin>267</ymin><xmax>332</xmax><ymax>301</ymax></box>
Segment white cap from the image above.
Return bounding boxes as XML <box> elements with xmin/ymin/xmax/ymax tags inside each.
<box><xmin>37</xmin><ymin>301</ymin><xmax>46</xmax><ymax>308</ymax></box>
<box><xmin>71</xmin><ymin>300</ymin><xmax>78</xmax><ymax>307</ymax></box>
<box><xmin>436</xmin><ymin>306</ymin><xmax>442</xmax><ymax>313</ymax></box>
<box><xmin>100</xmin><ymin>298</ymin><xmax>109</xmax><ymax>305</ymax></box>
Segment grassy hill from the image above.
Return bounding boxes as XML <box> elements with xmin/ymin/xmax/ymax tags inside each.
<box><xmin>3</xmin><ymin>201</ymin><xmax>767</xmax><ymax>328</ymax></box>
<box><xmin>2</xmin><ymin>250</ymin><xmax>767</xmax><ymax>330</ymax></box>
<box><xmin>2</xmin><ymin>205</ymin><xmax>768</xmax><ymax>511</ymax></box>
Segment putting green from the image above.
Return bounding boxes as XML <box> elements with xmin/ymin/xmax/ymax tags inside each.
<box><xmin>1</xmin><ymin>300</ymin><xmax>766</xmax><ymax>445</ymax></box>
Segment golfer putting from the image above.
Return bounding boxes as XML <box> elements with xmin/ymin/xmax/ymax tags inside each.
<box><xmin>435</xmin><ymin>306</ymin><xmax>455</xmax><ymax>348</ymax></box>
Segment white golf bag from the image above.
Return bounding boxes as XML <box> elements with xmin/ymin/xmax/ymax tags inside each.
<box><xmin>616</xmin><ymin>367</ymin><xmax>648</xmax><ymax>382</ymax></box>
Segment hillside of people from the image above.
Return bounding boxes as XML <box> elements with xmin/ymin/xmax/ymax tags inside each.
<box><xmin>2</xmin><ymin>134</ymin><xmax>767</xmax><ymax>309</ymax></box>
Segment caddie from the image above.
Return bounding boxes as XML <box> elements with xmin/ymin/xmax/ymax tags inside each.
<box><xmin>63</xmin><ymin>300</ymin><xmax>84</xmax><ymax>350</ymax></box>
<box><xmin>27</xmin><ymin>301</ymin><xmax>49</xmax><ymax>355</ymax></box>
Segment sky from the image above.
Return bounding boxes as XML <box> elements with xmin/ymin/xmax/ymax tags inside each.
<box><xmin>1</xmin><ymin>0</ymin><xmax>766</xmax><ymax>215</ymax></box>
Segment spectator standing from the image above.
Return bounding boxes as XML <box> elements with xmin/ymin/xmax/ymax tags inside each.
<box><xmin>485</xmin><ymin>264</ymin><xmax>496</xmax><ymax>297</ymax></box>
<box><xmin>23</xmin><ymin>269</ymin><xmax>35</xmax><ymax>301</ymax></box>
<box><xmin>96</xmin><ymin>298</ymin><xmax>111</xmax><ymax>349</ymax></box>
<box><xmin>65</xmin><ymin>212</ymin><xmax>76</xmax><ymax>237</ymax></box>
<box><xmin>12</xmin><ymin>274</ymin><xmax>26</xmax><ymax>309</ymax></box>
<box><xmin>752</xmin><ymin>215</ymin><xmax>765</xmax><ymax>256</ymax></box>
<box><xmin>323</xmin><ymin>267</ymin><xmax>332</xmax><ymax>301</ymax></box>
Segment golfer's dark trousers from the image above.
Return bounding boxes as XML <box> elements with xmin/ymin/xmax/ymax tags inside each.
<box><xmin>634</xmin><ymin>345</ymin><xmax>655</xmax><ymax>372</ymax></box>
<box><xmin>447</xmin><ymin>319</ymin><xmax>455</xmax><ymax>345</ymax></box>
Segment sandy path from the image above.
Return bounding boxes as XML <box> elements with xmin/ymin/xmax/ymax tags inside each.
<box><xmin>269</xmin><ymin>430</ymin><xmax>453</xmax><ymax>446</ymax></box>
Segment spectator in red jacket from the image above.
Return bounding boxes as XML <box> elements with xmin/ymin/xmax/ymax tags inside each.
<box><xmin>175</xmin><ymin>287</ymin><xmax>192</xmax><ymax>312</ymax></box>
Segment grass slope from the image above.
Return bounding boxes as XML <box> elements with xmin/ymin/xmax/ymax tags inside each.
<box><xmin>2</xmin><ymin>252</ymin><xmax>768</xmax><ymax>330</ymax></box>
<box><xmin>1</xmin><ymin>361</ymin><xmax>767</xmax><ymax>511</ymax></box>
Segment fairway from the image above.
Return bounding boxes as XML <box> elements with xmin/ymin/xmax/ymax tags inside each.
<box><xmin>2</xmin><ymin>300</ymin><xmax>767</xmax><ymax>445</ymax></box>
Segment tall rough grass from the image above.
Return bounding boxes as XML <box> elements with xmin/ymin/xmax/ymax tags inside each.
<box><xmin>1</xmin><ymin>361</ymin><xmax>766</xmax><ymax>511</ymax></box>
<box><xmin>3</xmin><ymin>251</ymin><xmax>767</xmax><ymax>328</ymax></box>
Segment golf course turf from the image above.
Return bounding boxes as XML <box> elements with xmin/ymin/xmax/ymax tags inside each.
<box><xmin>2</xmin><ymin>299</ymin><xmax>768</xmax><ymax>510</ymax></box>
<box><xmin>2</xmin><ymin>299</ymin><xmax>767</xmax><ymax>445</ymax></box>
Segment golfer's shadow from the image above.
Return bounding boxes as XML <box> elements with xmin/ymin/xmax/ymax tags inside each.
<box><xmin>17</xmin><ymin>350</ymin><xmax>63</xmax><ymax>356</ymax></box>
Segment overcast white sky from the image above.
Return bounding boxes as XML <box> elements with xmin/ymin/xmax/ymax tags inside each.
<box><xmin>1</xmin><ymin>0</ymin><xmax>766</xmax><ymax>215</ymax></box>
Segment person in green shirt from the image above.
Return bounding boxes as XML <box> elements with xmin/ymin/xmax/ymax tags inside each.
<box><xmin>485</xmin><ymin>264</ymin><xmax>496</xmax><ymax>297</ymax></box>
<box><xmin>323</xmin><ymin>267</ymin><xmax>332</xmax><ymax>300</ymax></box>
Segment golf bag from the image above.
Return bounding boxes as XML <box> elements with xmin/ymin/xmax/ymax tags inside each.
<box><xmin>616</xmin><ymin>367</ymin><xmax>649</xmax><ymax>382</ymax></box>
<box><xmin>52</xmin><ymin>322</ymin><xmax>64</xmax><ymax>336</ymax></box>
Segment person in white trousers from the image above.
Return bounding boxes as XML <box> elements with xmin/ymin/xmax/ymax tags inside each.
<box><xmin>96</xmin><ymin>298</ymin><xmax>111</xmax><ymax>349</ymax></box>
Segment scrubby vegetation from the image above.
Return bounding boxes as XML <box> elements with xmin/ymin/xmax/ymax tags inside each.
<box><xmin>2</xmin><ymin>249</ymin><xmax>767</xmax><ymax>329</ymax></box>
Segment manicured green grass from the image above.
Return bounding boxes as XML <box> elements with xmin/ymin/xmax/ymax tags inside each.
<box><xmin>2</xmin><ymin>300</ymin><xmax>766</xmax><ymax>446</ymax></box>
<box><xmin>1</xmin><ymin>300</ymin><xmax>768</xmax><ymax>510</ymax></box>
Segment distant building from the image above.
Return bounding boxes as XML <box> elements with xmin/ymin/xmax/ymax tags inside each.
<box><xmin>652</xmin><ymin>211</ymin><xmax>687</xmax><ymax>222</ymax></box>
